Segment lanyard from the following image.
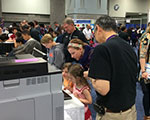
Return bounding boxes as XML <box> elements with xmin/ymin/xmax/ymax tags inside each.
<box><xmin>106</xmin><ymin>34</ymin><xmax>117</xmax><ymax>42</ymax></box>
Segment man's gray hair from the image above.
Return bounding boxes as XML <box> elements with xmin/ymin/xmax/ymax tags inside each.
<box><xmin>63</xmin><ymin>17</ymin><xmax>74</xmax><ymax>25</ymax></box>
<box><xmin>95</xmin><ymin>15</ymin><xmax>117</xmax><ymax>32</ymax></box>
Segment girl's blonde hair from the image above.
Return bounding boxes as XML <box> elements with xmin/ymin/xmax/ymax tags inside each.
<box><xmin>68</xmin><ymin>63</ymin><xmax>90</xmax><ymax>89</ymax></box>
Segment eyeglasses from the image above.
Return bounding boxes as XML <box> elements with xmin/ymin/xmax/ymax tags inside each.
<box><xmin>94</xmin><ymin>26</ymin><xmax>97</xmax><ymax>34</ymax></box>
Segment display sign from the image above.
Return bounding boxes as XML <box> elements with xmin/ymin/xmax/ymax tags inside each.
<box><xmin>73</xmin><ymin>19</ymin><xmax>95</xmax><ymax>32</ymax></box>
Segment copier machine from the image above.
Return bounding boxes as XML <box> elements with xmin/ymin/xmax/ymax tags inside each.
<box><xmin>0</xmin><ymin>54</ymin><xmax>64</xmax><ymax>120</ymax></box>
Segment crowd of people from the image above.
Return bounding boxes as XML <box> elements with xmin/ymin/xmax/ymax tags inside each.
<box><xmin>0</xmin><ymin>16</ymin><xmax>150</xmax><ymax>120</ymax></box>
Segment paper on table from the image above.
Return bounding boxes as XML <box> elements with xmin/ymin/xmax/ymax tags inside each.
<box><xmin>64</xmin><ymin>111</ymin><xmax>72</xmax><ymax>120</ymax></box>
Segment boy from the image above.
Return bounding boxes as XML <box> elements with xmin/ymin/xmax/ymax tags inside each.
<box><xmin>41</xmin><ymin>34</ymin><xmax>65</xmax><ymax>69</ymax></box>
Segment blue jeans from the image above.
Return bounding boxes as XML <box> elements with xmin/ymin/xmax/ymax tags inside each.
<box><xmin>88</xmin><ymin>80</ymin><xmax>97</xmax><ymax>120</ymax></box>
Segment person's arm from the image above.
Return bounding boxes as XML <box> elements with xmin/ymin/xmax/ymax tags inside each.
<box><xmin>139</xmin><ymin>35</ymin><xmax>149</xmax><ymax>78</ymax></box>
<box><xmin>64</xmin><ymin>81</ymin><xmax>73</xmax><ymax>93</ymax></box>
<box><xmin>14</xmin><ymin>44</ymin><xmax>26</xmax><ymax>54</ymax></box>
<box><xmin>83</xmin><ymin>70</ymin><xmax>89</xmax><ymax>78</ymax></box>
<box><xmin>84</xmin><ymin>70</ymin><xmax>110</xmax><ymax>96</ymax></box>
<box><xmin>15</xmin><ymin>40</ymin><xmax>34</xmax><ymax>54</ymax></box>
<box><xmin>140</xmin><ymin>58</ymin><xmax>146</xmax><ymax>73</ymax></box>
<box><xmin>88</xmin><ymin>45</ymin><xmax>111</xmax><ymax>95</ymax></box>
<box><xmin>53</xmin><ymin>46</ymin><xmax>65</xmax><ymax>69</ymax></box>
<box><xmin>90</xmin><ymin>78</ymin><xmax>110</xmax><ymax>96</ymax></box>
<box><xmin>74</xmin><ymin>88</ymin><xmax>92</xmax><ymax>104</ymax></box>
<box><xmin>140</xmin><ymin>58</ymin><xmax>148</xmax><ymax>79</ymax></box>
<box><xmin>14</xmin><ymin>39</ymin><xmax>35</xmax><ymax>54</ymax></box>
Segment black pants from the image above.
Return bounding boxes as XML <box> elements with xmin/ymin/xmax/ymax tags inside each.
<box><xmin>140</xmin><ymin>79</ymin><xmax>150</xmax><ymax>116</ymax></box>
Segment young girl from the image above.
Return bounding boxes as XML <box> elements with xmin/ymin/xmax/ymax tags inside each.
<box><xmin>68</xmin><ymin>63</ymin><xmax>92</xmax><ymax>120</ymax></box>
<box><xmin>62</xmin><ymin>62</ymin><xmax>74</xmax><ymax>93</ymax></box>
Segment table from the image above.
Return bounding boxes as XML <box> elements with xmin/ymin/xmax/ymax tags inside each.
<box><xmin>64</xmin><ymin>90</ymin><xmax>85</xmax><ymax>120</ymax></box>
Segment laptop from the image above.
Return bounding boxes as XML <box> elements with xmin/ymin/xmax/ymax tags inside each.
<box><xmin>0</xmin><ymin>42</ymin><xmax>14</xmax><ymax>55</ymax></box>
<box><xmin>63</xmin><ymin>90</ymin><xmax>72</xmax><ymax>100</ymax></box>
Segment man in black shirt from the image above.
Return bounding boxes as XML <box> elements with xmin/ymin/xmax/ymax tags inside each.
<box><xmin>88</xmin><ymin>15</ymin><xmax>137</xmax><ymax>120</ymax></box>
<box><xmin>28</xmin><ymin>22</ymin><xmax>40</xmax><ymax>42</ymax></box>
<box><xmin>60</xmin><ymin>17</ymin><xmax>88</xmax><ymax>62</ymax></box>
<box><xmin>119</xmin><ymin>26</ymin><xmax>130</xmax><ymax>44</ymax></box>
<box><xmin>53</xmin><ymin>21</ymin><xmax>62</xmax><ymax>35</ymax></box>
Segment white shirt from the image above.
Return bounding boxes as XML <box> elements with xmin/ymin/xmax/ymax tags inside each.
<box><xmin>83</xmin><ymin>28</ymin><xmax>92</xmax><ymax>40</ymax></box>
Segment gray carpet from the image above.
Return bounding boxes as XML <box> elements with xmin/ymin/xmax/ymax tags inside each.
<box><xmin>136</xmin><ymin>82</ymin><xmax>144</xmax><ymax>120</ymax></box>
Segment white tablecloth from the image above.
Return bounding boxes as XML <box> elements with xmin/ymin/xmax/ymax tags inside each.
<box><xmin>64</xmin><ymin>111</ymin><xmax>72</xmax><ymax>120</ymax></box>
<box><xmin>64</xmin><ymin>90</ymin><xmax>85</xmax><ymax>120</ymax></box>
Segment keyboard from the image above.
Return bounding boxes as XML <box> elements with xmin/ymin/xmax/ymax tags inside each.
<box><xmin>0</xmin><ymin>57</ymin><xmax>15</xmax><ymax>63</ymax></box>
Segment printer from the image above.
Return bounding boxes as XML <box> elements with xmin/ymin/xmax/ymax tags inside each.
<box><xmin>0</xmin><ymin>54</ymin><xmax>64</xmax><ymax>120</ymax></box>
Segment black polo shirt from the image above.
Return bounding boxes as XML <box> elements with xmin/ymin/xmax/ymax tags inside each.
<box><xmin>89</xmin><ymin>36</ymin><xmax>137</xmax><ymax>111</ymax></box>
<box><xmin>119</xmin><ymin>31</ymin><xmax>129</xmax><ymax>42</ymax></box>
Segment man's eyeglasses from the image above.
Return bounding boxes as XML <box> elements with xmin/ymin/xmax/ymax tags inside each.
<box><xmin>94</xmin><ymin>26</ymin><xmax>97</xmax><ymax>34</ymax></box>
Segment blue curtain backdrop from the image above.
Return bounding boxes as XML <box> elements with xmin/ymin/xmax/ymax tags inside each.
<box><xmin>126</xmin><ymin>24</ymin><xmax>147</xmax><ymax>29</ymax></box>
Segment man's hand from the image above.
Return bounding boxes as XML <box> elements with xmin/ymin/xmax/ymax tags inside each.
<box><xmin>83</xmin><ymin>71</ymin><xmax>89</xmax><ymax>78</ymax></box>
<box><xmin>142</xmin><ymin>72</ymin><xmax>148</xmax><ymax>79</ymax></box>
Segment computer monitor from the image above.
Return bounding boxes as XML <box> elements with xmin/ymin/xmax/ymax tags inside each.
<box><xmin>32</xmin><ymin>47</ymin><xmax>47</xmax><ymax>60</ymax></box>
<box><xmin>0</xmin><ymin>42</ymin><xmax>14</xmax><ymax>55</ymax></box>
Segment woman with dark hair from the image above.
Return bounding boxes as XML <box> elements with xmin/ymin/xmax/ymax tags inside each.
<box><xmin>0</xmin><ymin>33</ymin><xmax>9</xmax><ymax>42</ymax></box>
<box><xmin>68</xmin><ymin>63</ymin><xmax>92</xmax><ymax>120</ymax></box>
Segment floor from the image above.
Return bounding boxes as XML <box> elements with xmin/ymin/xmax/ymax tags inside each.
<box><xmin>136</xmin><ymin>82</ymin><xmax>144</xmax><ymax>120</ymax></box>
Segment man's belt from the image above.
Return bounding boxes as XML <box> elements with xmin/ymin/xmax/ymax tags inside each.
<box><xmin>106</xmin><ymin>106</ymin><xmax>132</xmax><ymax>113</ymax></box>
